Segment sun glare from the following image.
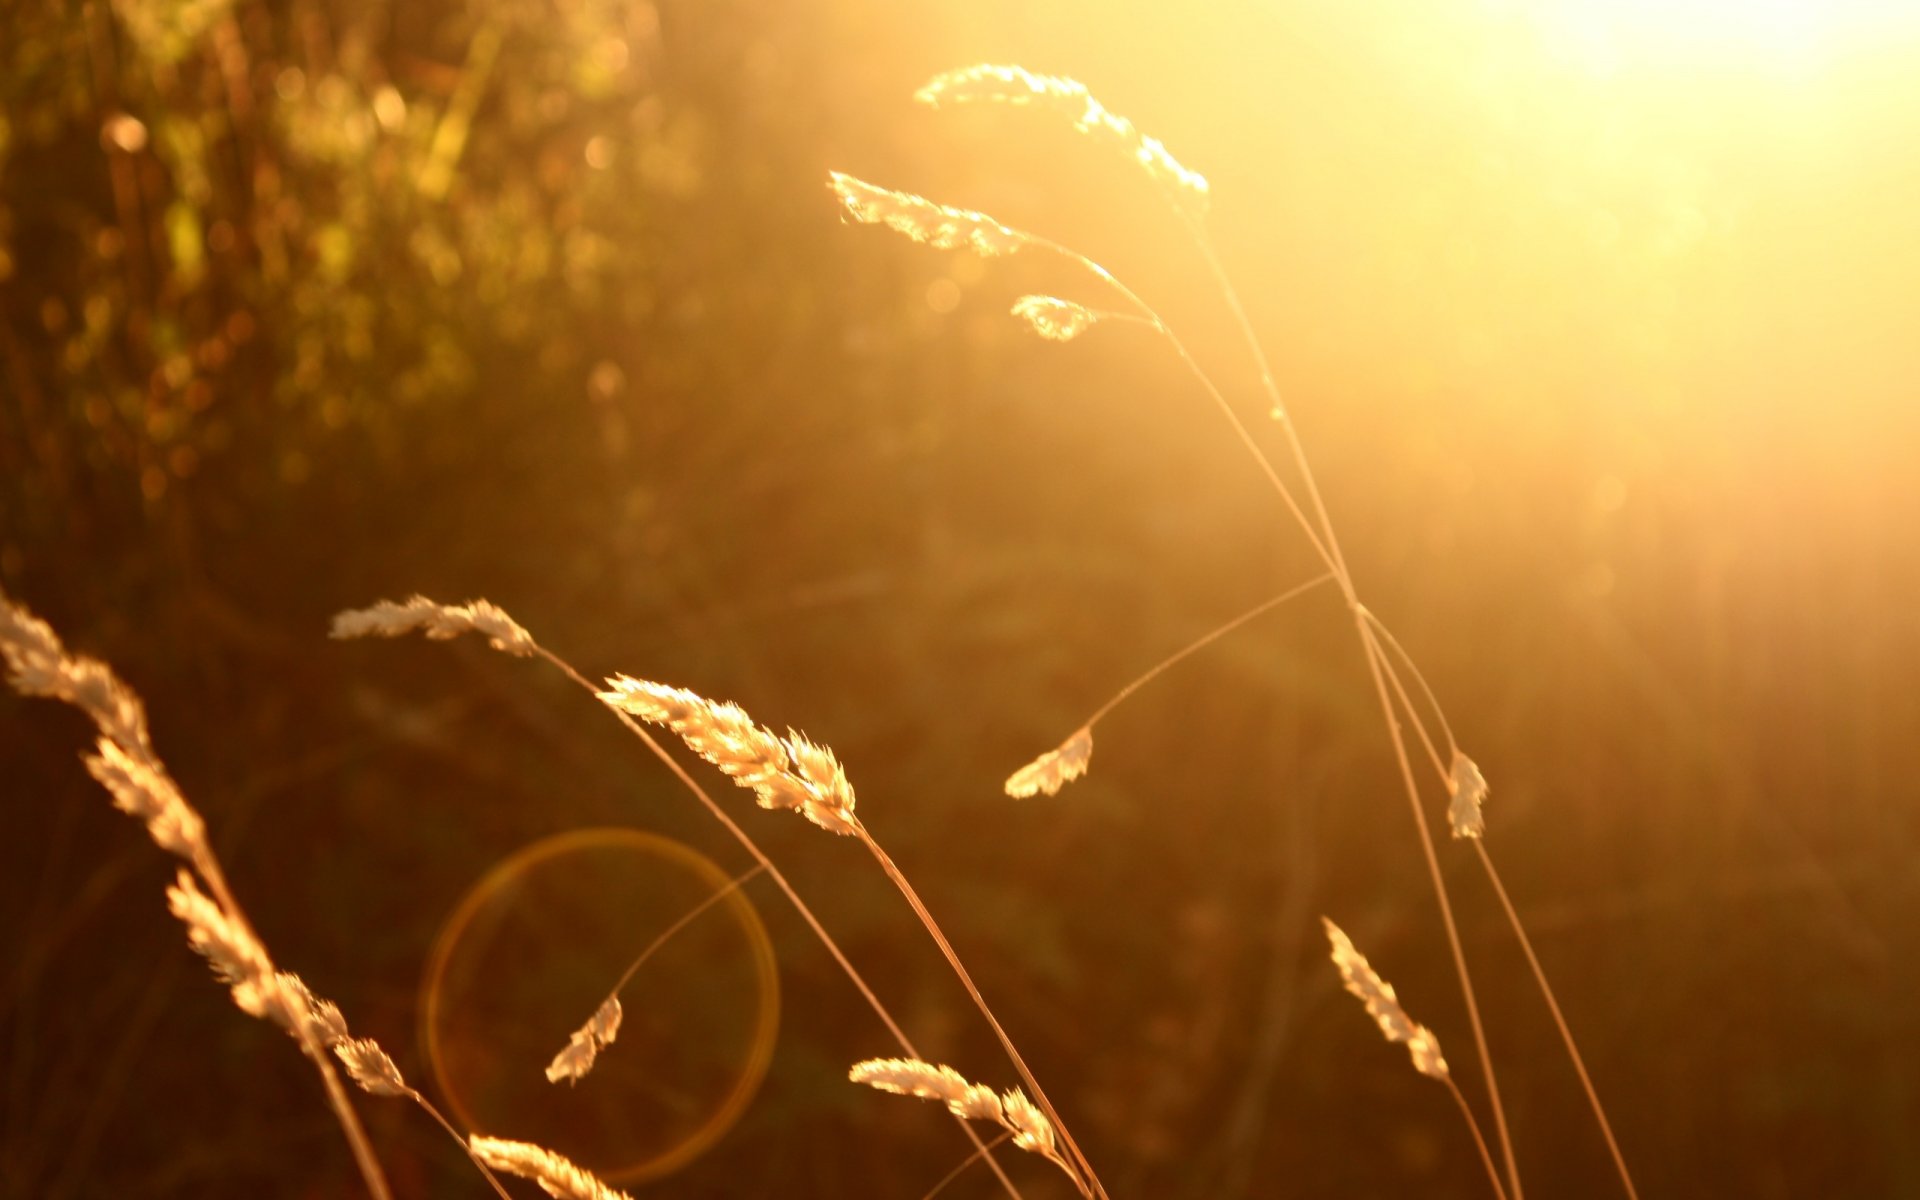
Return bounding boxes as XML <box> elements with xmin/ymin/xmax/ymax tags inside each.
<box><xmin>1517</xmin><ymin>0</ymin><xmax>1920</xmax><ymax>73</ymax></box>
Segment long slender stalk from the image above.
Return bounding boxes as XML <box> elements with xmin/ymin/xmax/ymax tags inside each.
<box><xmin>1359</xmin><ymin>607</ymin><xmax>1461</xmax><ymax>761</ymax></box>
<box><xmin>1352</xmin><ymin>622</ymin><xmax>1520</xmax><ymax>1199</ymax></box>
<box><xmin>1047</xmin><ymin>217</ymin><xmax>1522</xmax><ymax>1196</ymax></box>
<box><xmin>856</xmin><ymin>829</ymin><xmax>1101</xmax><ymax>1199</ymax></box>
<box><xmin>1363</xmin><ymin>623</ymin><xmax>1638</xmax><ymax>1200</ymax></box>
<box><xmin>529</xmin><ymin>648</ymin><xmax>1026</xmax><ymax>1200</ymax></box>
<box><xmin>1083</xmin><ymin>571</ymin><xmax>1336</xmax><ymax>730</ymax></box>
<box><xmin>922</xmin><ymin>1131</ymin><xmax>1015</xmax><ymax>1200</ymax></box>
<box><xmin>603</xmin><ymin>864</ymin><xmax>766</xmax><ymax>1002</ymax></box>
<box><xmin>1446</xmin><ymin>1076</ymin><xmax>1512</xmax><ymax>1200</ymax></box>
<box><xmin>1</xmin><ymin>589</ymin><xmax>396</xmax><ymax>1200</ymax></box>
<box><xmin>1474</xmin><ymin>841</ymin><xmax>1639</xmax><ymax>1200</ymax></box>
<box><xmin>183</xmin><ymin>810</ymin><xmax>393</xmax><ymax>1200</ymax></box>
<box><xmin>1177</xmin><ymin>217</ymin><xmax>1525</xmax><ymax>1200</ymax></box>
<box><xmin>409</xmin><ymin>1092</ymin><xmax>513</xmax><ymax>1200</ymax></box>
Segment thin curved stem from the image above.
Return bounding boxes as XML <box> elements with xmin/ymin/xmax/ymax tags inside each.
<box><xmin>1365</xmin><ymin>628</ymin><xmax>1638</xmax><ymax>1200</ymax></box>
<box><xmin>1360</xmin><ymin>606</ymin><xmax>1460</xmax><ymax>760</ymax></box>
<box><xmin>1173</xmin><ymin>216</ymin><xmax>1525</xmax><ymax>1200</ymax></box>
<box><xmin>1355</xmin><ymin>627</ymin><xmax>1523</xmax><ymax>1199</ymax></box>
<box><xmin>603</xmin><ymin>864</ymin><xmax>766</xmax><ymax>1002</ymax></box>
<box><xmin>407</xmin><ymin>1091</ymin><xmax>513</xmax><ymax>1200</ymax></box>
<box><xmin>1473</xmin><ymin>842</ymin><xmax>1639</xmax><ymax>1200</ymax></box>
<box><xmin>1020</xmin><ymin>234</ymin><xmax>1339</xmax><ymax>577</ymax></box>
<box><xmin>1360</xmin><ymin>622</ymin><xmax>1450</xmax><ymax>783</ymax></box>
<box><xmin>189</xmin><ymin>854</ymin><xmax>394</xmax><ymax>1200</ymax></box>
<box><xmin>856</xmin><ymin>828</ymin><xmax>1100</xmax><ymax>1200</ymax></box>
<box><xmin>1082</xmin><ymin>570</ymin><xmax>1336</xmax><ymax>730</ymax></box>
<box><xmin>922</xmin><ymin>1130</ymin><xmax>1014</xmax><ymax>1200</ymax></box>
<box><xmin>531</xmin><ymin>648</ymin><xmax>1026</xmax><ymax>1200</ymax></box>
<box><xmin>1446</xmin><ymin>1076</ymin><xmax>1512</xmax><ymax>1200</ymax></box>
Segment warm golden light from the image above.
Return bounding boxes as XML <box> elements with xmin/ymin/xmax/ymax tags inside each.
<box><xmin>1519</xmin><ymin>0</ymin><xmax>1920</xmax><ymax>71</ymax></box>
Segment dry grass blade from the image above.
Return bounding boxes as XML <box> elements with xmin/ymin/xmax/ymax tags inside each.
<box><xmin>598</xmin><ymin>676</ymin><xmax>858</xmax><ymax>835</ymax></box>
<box><xmin>850</xmin><ymin>1058</ymin><xmax>1084</xmax><ymax>1192</ymax></box>
<box><xmin>916</xmin><ymin>64</ymin><xmax>1209</xmax><ymax>213</ymax></box>
<box><xmin>1449</xmin><ymin>751</ymin><xmax>1489</xmax><ymax>840</ymax></box>
<box><xmin>1322</xmin><ymin>918</ymin><xmax>1449</xmax><ymax>1081</ymax></box>
<box><xmin>829</xmin><ymin>170</ymin><xmax>1038</xmax><ymax>257</ymax></box>
<box><xmin>1004</xmin><ymin>728</ymin><xmax>1092</xmax><ymax>798</ymax></box>
<box><xmin>546</xmin><ymin>997</ymin><xmax>623</xmax><ymax>1084</ymax></box>
<box><xmin>330</xmin><ymin>596</ymin><xmax>535</xmax><ymax>657</ymax></box>
<box><xmin>469</xmin><ymin>1136</ymin><xmax>635</xmax><ymax>1200</ymax></box>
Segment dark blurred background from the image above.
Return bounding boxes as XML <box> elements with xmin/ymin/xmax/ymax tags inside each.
<box><xmin>5</xmin><ymin>0</ymin><xmax>1919</xmax><ymax>1195</ymax></box>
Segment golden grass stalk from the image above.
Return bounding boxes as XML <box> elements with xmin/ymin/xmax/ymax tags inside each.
<box><xmin>915</xmin><ymin>64</ymin><xmax>1209</xmax><ymax>213</ymax></box>
<box><xmin>1003</xmin><ymin>571</ymin><xmax>1336</xmax><ymax>799</ymax></box>
<box><xmin>850</xmin><ymin>1058</ymin><xmax>1084</xmax><ymax>1192</ymax></box>
<box><xmin>2</xmin><ymin>588</ymin><xmax>519</xmax><ymax>1200</ymax></box>
<box><xmin>304</xmin><ymin>990</ymin><xmax>513</xmax><ymax>1197</ymax></box>
<box><xmin>469</xmin><ymin>1136</ymin><xmax>634</xmax><ymax>1200</ymax></box>
<box><xmin>0</xmin><ymin>588</ymin><xmax>396</xmax><ymax>1200</ymax></box>
<box><xmin>829</xmin><ymin>170</ymin><xmax>1038</xmax><ymax>257</ymax></box>
<box><xmin>597</xmin><ymin>676</ymin><xmax>858</xmax><ymax>835</ymax></box>
<box><xmin>1323</xmin><ymin>918</ymin><xmax>1508</xmax><ymax>1200</ymax></box>
<box><xmin>337</xmin><ymin>596</ymin><xmax>1029</xmax><ymax>1200</ymax></box>
<box><xmin>907</xmin><ymin>66</ymin><xmax>1530</xmax><ymax>1195</ymax></box>
<box><xmin>1363</xmin><ymin>631</ymin><xmax>1639</xmax><ymax>1199</ymax></box>
<box><xmin>547</xmin><ymin>862</ymin><xmax>764</xmax><ymax>1085</ymax></box>
<box><xmin>589</xmin><ymin>671</ymin><xmax>1099</xmax><ymax>1193</ymax></box>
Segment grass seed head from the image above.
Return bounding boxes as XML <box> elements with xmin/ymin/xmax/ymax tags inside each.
<box><xmin>1005</xmin><ymin>727</ymin><xmax>1094</xmax><ymax>798</ymax></box>
<box><xmin>1322</xmin><ymin>917</ymin><xmax>1449</xmax><ymax>1082</ymax></box>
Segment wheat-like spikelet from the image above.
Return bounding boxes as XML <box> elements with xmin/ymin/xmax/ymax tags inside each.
<box><xmin>330</xmin><ymin>596</ymin><xmax>535</xmax><ymax>657</ymax></box>
<box><xmin>829</xmin><ymin>170</ymin><xmax>1039</xmax><ymax>257</ymax></box>
<box><xmin>1</xmin><ymin>589</ymin><xmax>507</xmax><ymax>1199</ymax></box>
<box><xmin>0</xmin><ymin>596</ymin><xmax>152</xmax><ymax>754</ymax></box>
<box><xmin>546</xmin><ymin>997</ymin><xmax>623</xmax><ymax>1084</ymax></box>
<box><xmin>334</xmin><ymin>1038</ymin><xmax>411</xmax><ymax>1097</ymax></box>
<box><xmin>598</xmin><ymin>676</ymin><xmax>858</xmax><ymax>835</ymax></box>
<box><xmin>1004</xmin><ymin>727</ymin><xmax>1093</xmax><ymax>798</ymax></box>
<box><xmin>1010</xmin><ymin>295</ymin><xmax>1110</xmax><ymax>342</ymax></box>
<box><xmin>280</xmin><ymin>972</ymin><xmax>351</xmax><ymax>1045</ymax></box>
<box><xmin>1322</xmin><ymin>918</ymin><xmax>1449</xmax><ymax>1081</ymax></box>
<box><xmin>850</xmin><ymin>1057</ymin><xmax>1005</xmax><ymax>1121</ymax></box>
<box><xmin>469</xmin><ymin>1136</ymin><xmax>635</xmax><ymax>1200</ymax></box>
<box><xmin>166</xmin><ymin>869</ymin><xmax>284</xmax><ymax>1020</ymax></box>
<box><xmin>916</xmin><ymin>64</ymin><xmax>1209</xmax><ymax>213</ymax></box>
<box><xmin>1448</xmin><ymin>751</ymin><xmax>1489</xmax><ymax>840</ymax></box>
<box><xmin>999</xmin><ymin>1087</ymin><xmax>1059</xmax><ymax>1157</ymax></box>
<box><xmin>849</xmin><ymin>1058</ymin><xmax>1083</xmax><ymax>1190</ymax></box>
<box><xmin>84</xmin><ymin>735</ymin><xmax>205</xmax><ymax>858</ymax></box>
<box><xmin>1</xmin><ymin>592</ymin><xmax>205</xmax><ymax>863</ymax></box>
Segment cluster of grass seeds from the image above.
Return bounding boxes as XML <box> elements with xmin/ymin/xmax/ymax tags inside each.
<box><xmin>1</xmin><ymin>62</ymin><xmax>1641</xmax><ymax>1200</ymax></box>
